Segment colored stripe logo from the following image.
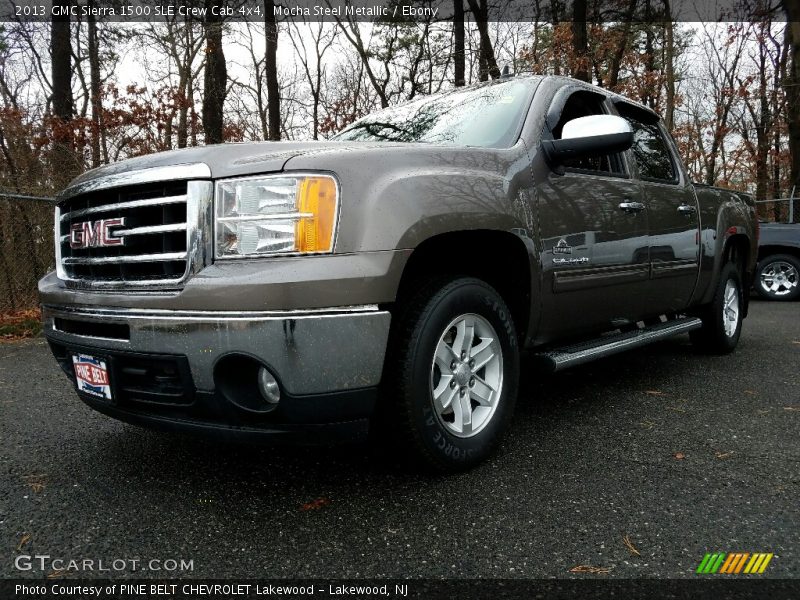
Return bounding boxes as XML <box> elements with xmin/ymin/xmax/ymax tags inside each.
<box><xmin>696</xmin><ymin>552</ymin><xmax>774</xmax><ymax>574</ymax></box>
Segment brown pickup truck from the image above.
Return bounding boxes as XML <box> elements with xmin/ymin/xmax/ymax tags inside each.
<box><xmin>39</xmin><ymin>75</ymin><xmax>757</xmax><ymax>471</ymax></box>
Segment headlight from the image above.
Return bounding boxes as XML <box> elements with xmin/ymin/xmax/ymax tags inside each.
<box><xmin>214</xmin><ymin>173</ymin><xmax>338</xmax><ymax>258</ymax></box>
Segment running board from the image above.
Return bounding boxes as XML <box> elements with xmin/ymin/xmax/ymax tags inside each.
<box><xmin>533</xmin><ymin>317</ymin><xmax>703</xmax><ymax>372</ymax></box>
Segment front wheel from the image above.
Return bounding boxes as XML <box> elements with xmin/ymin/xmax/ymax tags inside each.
<box><xmin>690</xmin><ymin>262</ymin><xmax>744</xmax><ymax>354</ymax></box>
<box><xmin>380</xmin><ymin>277</ymin><xmax>520</xmax><ymax>472</ymax></box>
<box><xmin>755</xmin><ymin>253</ymin><xmax>800</xmax><ymax>301</ymax></box>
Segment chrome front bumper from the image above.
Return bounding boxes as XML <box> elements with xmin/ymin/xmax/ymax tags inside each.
<box><xmin>42</xmin><ymin>304</ymin><xmax>390</xmax><ymax>396</ymax></box>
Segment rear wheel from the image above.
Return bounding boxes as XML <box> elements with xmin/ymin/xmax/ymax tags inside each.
<box><xmin>690</xmin><ymin>262</ymin><xmax>743</xmax><ymax>354</ymax></box>
<box><xmin>380</xmin><ymin>277</ymin><xmax>519</xmax><ymax>472</ymax></box>
<box><xmin>755</xmin><ymin>253</ymin><xmax>800</xmax><ymax>301</ymax></box>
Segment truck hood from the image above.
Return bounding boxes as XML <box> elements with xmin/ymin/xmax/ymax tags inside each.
<box><xmin>65</xmin><ymin>140</ymin><xmax>440</xmax><ymax>191</ymax></box>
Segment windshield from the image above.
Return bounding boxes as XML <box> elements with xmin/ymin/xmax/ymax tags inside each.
<box><xmin>332</xmin><ymin>79</ymin><xmax>534</xmax><ymax>148</ymax></box>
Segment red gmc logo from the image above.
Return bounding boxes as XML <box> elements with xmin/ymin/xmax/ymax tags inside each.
<box><xmin>70</xmin><ymin>218</ymin><xmax>126</xmax><ymax>249</ymax></box>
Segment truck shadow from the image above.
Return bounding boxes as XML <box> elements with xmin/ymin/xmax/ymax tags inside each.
<box><xmin>92</xmin><ymin>335</ymin><xmax>697</xmax><ymax>484</ymax></box>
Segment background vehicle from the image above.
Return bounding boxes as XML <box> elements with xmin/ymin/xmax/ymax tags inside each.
<box><xmin>39</xmin><ymin>76</ymin><xmax>757</xmax><ymax>472</ymax></box>
<box><xmin>755</xmin><ymin>221</ymin><xmax>800</xmax><ymax>300</ymax></box>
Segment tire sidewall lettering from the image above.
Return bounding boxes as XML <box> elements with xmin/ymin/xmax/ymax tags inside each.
<box><xmin>412</xmin><ymin>282</ymin><xmax>518</xmax><ymax>466</ymax></box>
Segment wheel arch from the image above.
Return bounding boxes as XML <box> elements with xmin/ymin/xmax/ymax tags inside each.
<box><xmin>722</xmin><ymin>233</ymin><xmax>752</xmax><ymax>317</ymax></box>
<box><xmin>757</xmin><ymin>244</ymin><xmax>800</xmax><ymax>262</ymax></box>
<box><xmin>392</xmin><ymin>229</ymin><xmax>538</xmax><ymax>344</ymax></box>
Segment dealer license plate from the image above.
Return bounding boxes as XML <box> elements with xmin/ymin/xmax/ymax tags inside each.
<box><xmin>72</xmin><ymin>354</ymin><xmax>112</xmax><ymax>400</ymax></box>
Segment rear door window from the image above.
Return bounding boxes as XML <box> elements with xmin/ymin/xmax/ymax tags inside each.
<box><xmin>617</xmin><ymin>106</ymin><xmax>677</xmax><ymax>183</ymax></box>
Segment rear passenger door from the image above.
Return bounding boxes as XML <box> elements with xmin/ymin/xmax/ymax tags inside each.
<box><xmin>616</xmin><ymin>103</ymin><xmax>700</xmax><ymax>312</ymax></box>
<box><xmin>537</xmin><ymin>88</ymin><xmax>650</xmax><ymax>340</ymax></box>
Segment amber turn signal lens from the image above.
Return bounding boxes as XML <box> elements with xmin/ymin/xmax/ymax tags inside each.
<box><xmin>295</xmin><ymin>176</ymin><xmax>338</xmax><ymax>253</ymax></box>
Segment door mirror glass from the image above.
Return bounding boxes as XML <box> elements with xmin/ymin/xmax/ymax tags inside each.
<box><xmin>544</xmin><ymin>115</ymin><xmax>633</xmax><ymax>166</ymax></box>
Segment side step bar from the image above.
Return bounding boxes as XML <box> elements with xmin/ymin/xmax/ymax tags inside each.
<box><xmin>533</xmin><ymin>317</ymin><xmax>703</xmax><ymax>373</ymax></box>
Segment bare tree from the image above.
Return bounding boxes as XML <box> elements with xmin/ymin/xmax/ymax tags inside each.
<box><xmin>453</xmin><ymin>0</ymin><xmax>465</xmax><ymax>86</ymax></box>
<box><xmin>571</xmin><ymin>0</ymin><xmax>590</xmax><ymax>82</ymax></box>
<box><xmin>202</xmin><ymin>0</ymin><xmax>227</xmax><ymax>144</ymax></box>
<box><xmin>465</xmin><ymin>0</ymin><xmax>500</xmax><ymax>80</ymax></box>
<box><xmin>265</xmin><ymin>0</ymin><xmax>280</xmax><ymax>140</ymax></box>
<box><xmin>287</xmin><ymin>21</ymin><xmax>336</xmax><ymax>140</ymax></box>
<box><xmin>785</xmin><ymin>3</ymin><xmax>800</xmax><ymax>218</ymax></box>
<box><xmin>50</xmin><ymin>0</ymin><xmax>77</xmax><ymax>187</ymax></box>
<box><xmin>87</xmin><ymin>0</ymin><xmax>102</xmax><ymax>167</ymax></box>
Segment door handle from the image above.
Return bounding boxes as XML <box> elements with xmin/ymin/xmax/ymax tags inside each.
<box><xmin>619</xmin><ymin>201</ymin><xmax>645</xmax><ymax>213</ymax></box>
<box><xmin>677</xmin><ymin>204</ymin><xmax>697</xmax><ymax>215</ymax></box>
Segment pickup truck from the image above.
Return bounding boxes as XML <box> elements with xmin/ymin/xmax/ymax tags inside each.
<box><xmin>755</xmin><ymin>221</ymin><xmax>799</xmax><ymax>300</ymax></box>
<box><xmin>39</xmin><ymin>76</ymin><xmax>757</xmax><ymax>472</ymax></box>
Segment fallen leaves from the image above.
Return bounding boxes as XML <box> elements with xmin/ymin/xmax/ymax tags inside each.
<box><xmin>0</xmin><ymin>309</ymin><xmax>42</xmax><ymax>342</ymax></box>
<box><xmin>622</xmin><ymin>534</ymin><xmax>641</xmax><ymax>556</ymax></box>
<box><xmin>640</xmin><ymin>420</ymin><xmax>655</xmax><ymax>430</ymax></box>
<box><xmin>715</xmin><ymin>451</ymin><xmax>734</xmax><ymax>459</ymax></box>
<box><xmin>300</xmin><ymin>497</ymin><xmax>331</xmax><ymax>511</ymax></box>
<box><xmin>673</xmin><ymin>452</ymin><xmax>686</xmax><ymax>460</ymax></box>
<box><xmin>569</xmin><ymin>564</ymin><xmax>614</xmax><ymax>574</ymax></box>
<box><xmin>743</xmin><ymin>390</ymin><xmax>758</xmax><ymax>396</ymax></box>
<box><xmin>17</xmin><ymin>533</ymin><xmax>31</xmax><ymax>552</ymax></box>
<box><xmin>784</xmin><ymin>407</ymin><xmax>800</xmax><ymax>412</ymax></box>
<box><xmin>47</xmin><ymin>569</ymin><xmax>67</xmax><ymax>579</ymax></box>
<box><xmin>22</xmin><ymin>474</ymin><xmax>47</xmax><ymax>494</ymax></box>
<box><xmin>644</xmin><ymin>390</ymin><xmax>668</xmax><ymax>396</ymax></box>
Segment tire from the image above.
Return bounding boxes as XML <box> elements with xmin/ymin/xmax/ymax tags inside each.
<box><xmin>754</xmin><ymin>253</ymin><xmax>800</xmax><ymax>301</ymax></box>
<box><xmin>379</xmin><ymin>277</ymin><xmax>520</xmax><ymax>472</ymax></box>
<box><xmin>690</xmin><ymin>262</ymin><xmax>744</xmax><ymax>354</ymax></box>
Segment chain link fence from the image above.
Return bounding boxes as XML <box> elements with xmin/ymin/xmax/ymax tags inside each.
<box><xmin>755</xmin><ymin>197</ymin><xmax>798</xmax><ymax>224</ymax></box>
<box><xmin>0</xmin><ymin>194</ymin><xmax>56</xmax><ymax>314</ymax></box>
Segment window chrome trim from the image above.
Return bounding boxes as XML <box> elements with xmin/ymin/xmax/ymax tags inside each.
<box><xmin>58</xmin><ymin>163</ymin><xmax>212</xmax><ymax>201</ymax></box>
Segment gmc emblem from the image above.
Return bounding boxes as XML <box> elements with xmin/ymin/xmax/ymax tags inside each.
<box><xmin>70</xmin><ymin>218</ymin><xmax>126</xmax><ymax>249</ymax></box>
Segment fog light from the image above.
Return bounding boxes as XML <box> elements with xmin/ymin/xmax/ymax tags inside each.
<box><xmin>257</xmin><ymin>367</ymin><xmax>281</xmax><ymax>404</ymax></box>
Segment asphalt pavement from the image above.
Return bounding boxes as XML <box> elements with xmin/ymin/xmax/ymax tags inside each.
<box><xmin>0</xmin><ymin>299</ymin><xmax>798</xmax><ymax>580</ymax></box>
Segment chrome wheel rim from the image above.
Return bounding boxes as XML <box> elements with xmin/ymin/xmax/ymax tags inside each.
<box><xmin>430</xmin><ymin>313</ymin><xmax>504</xmax><ymax>438</ymax></box>
<box><xmin>760</xmin><ymin>261</ymin><xmax>798</xmax><ymax>297</ymax></box>
<box><xmin>722</xmin><ymin>279</ymin><xmax>739</xmax><ymax>338</ymax></box>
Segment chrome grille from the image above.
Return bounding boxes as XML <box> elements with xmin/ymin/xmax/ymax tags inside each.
<box><xmin>58</xmin><ymin>181</ymin><xmax>189</xmax><ymax>285</ymax></box>
<box><xmin>55</xmin><ymin>164</ymin><xmax>214</xmax><ymax>290</ymax></box>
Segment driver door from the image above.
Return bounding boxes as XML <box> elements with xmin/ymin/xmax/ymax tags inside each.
<box><xmin>537</xmin><ymin>88</ymin><xmax>650</xmax><ymax>340</ymax></box>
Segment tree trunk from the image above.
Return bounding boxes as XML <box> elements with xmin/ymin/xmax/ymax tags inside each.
<box><xmin>177</xmin><ymin>76</ymin><xmax>189</xmax><ymax>148</ymax></box>
<box><xmin>265</xmin><ymin>0</ymin><xmax>280</xmax><ymax>141</ymax></box>
<box><xmin>607</xmin><ymin>0</ymin><xmax>638</xmax><ymax>90</ymax></box>
<box><xmin>87</xmin><ymin>3</ymin><xmax>102</xmax><ymax>167</ymax></box>
<box><xmin>465</xmin><ymin>0</ymin><xmax>500</xmax><ymax>80</ymax></box>
<box><xmin>51</xmin><ymin>0</ymin><xmax>76</xmax><ymax>188</ymax></box>
<box><xmin>571</xmin><ymin>0</ymin><xmax>590</xmax><ymax>82</ymax></box>
<box><xmin>785</xmin><ymin>7</ymin><xmax>800</xmax><ymax>221</ymax></box>
<box><xmin>202</xmin><ymin>0</ymin><xmax>227</xmax><ymax>145</ymax></box>
<box><xmin>453</xmin><ymin>0</ymin><xmax>465</xmax><ymax>86</ymax></box>
<box><xmin>656</xmin><ymin>0</ymin><xmax>674</xmax><ymax>131</ymax></box>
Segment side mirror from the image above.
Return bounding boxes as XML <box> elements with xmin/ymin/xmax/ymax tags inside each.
<box><xmin>543</xmin><ymin>115</ymin><xmax>633</xmax><ymax>166</ymax></box>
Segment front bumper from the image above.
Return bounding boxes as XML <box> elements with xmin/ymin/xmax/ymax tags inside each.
<box><xmin>42</xmin><ymin>304</ymin><xmax>391</xmax><ymax>441</ymax></box>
